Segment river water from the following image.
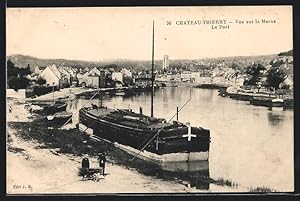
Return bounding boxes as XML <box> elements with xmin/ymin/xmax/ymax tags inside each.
<box><xmin>66</xmin><ymin>87</ymin><xmax>294</xmax><ymax>192</ymax></box>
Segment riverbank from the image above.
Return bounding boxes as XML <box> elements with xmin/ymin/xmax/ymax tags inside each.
<box><xmin>25</xmin><ymin>87</ymin><xmax>92</xmax><ymax>102</ymax></box>
<box><xmin>7</xmin><ymin>98</ymin><xmax>33</xmax><ymax>122</ymax></box>
<box><xmin>157</xmin><ymin>81</ymin><xmax>229</xmax><ymax>89</ymax></box>
<box><xmin>8</xmin><ymin>118</ymin><xmax>275</xmax><ymax>193</ymax></box>
<box><xmin>7</xmin><ymin>93</ymin><xmax>234</xmax><ymax>194</ymax></box>
<box><xmin>7</xmin><ymin>97</ymin><xmax>208</xmax><ymax>193</ymax></box>
<box><xmin>24</xmin><ymin>85</ymin><xmax>158</xmax><ymax>103</ymax></box>
<box><xmin>7</xmin><ymin>122</ymin><xmax>207</xmax><ymax>194</ymax></box>
<box><xmin>218</xmin><ymin>87</ymin><xmax>294</xmax><ymax>109</ymax></box>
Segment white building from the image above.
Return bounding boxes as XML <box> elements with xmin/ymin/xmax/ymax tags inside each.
<box><xmin>166</xmin><ymin>73</ymin><xmax>180</xmax><ymax>82</ymax></box>
<box><xmin>58</xmin><ymin>66</ymin><xmax>71</xmax><ymax>82</ymax></box>
<box><xmin>191</xmin><ymin>71</ymin><xmax>200</xmax><ymax>82</ymax></box>
<box><xmin>40</xmin><ymin>64</ymin><xmax>62</xmax><ymax>87</ymax></box>
<box><xmin>180</xmin><ymin>71</ymin><xmax>191</xmax><ymax>82</ymax></box>
<box><xmin>34</xmin><ymin>66</ymin><xmax>47</xmax><ymax>75</ymax></box>
<box><xmin>155</xmin><ymin>74</ymin><xmax>168</xmax><ymax>82</ymax></box>
<box><xmin>77</xmin><ymin>72</ymin><xmax>89</xmax><ymax>87</ymax></box>
<box><xmin>112</xmin><ymin>72</ymin><xmax>123</xmax><ymax>83</ymax></box>
<box><xmin>121</xmin><ymin>68</ymin><xmax>132</xmax><ymax>78</ymax></box>
<box><xmin>89</xmin><ymin>67</ymin><xmax>101</xmax><ymax>76</ymax></box>
<box><xmin>163</xmin><ymin>55</ymin><xmax>169</xmax><ymax>70</ymax></box>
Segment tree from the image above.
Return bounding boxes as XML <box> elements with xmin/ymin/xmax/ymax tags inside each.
<box><xmin>245</xmin><ymin>63</ymin><xmax>266</xmax><ymax>77</ymax></box>
<box><xmin>231</xmin><ymin>62</ymin><xmax>239</xmax><ymax>70</ymax></box>
<box><xmin>104</xmin><ymin>64</ymin><xmax>118</xmax><ymax>69</ymax></box>
<box><xmin>7</xmin><ymin>59</ymin><xmax>17</xmax><ymax>78</ymax></box>
<box><xmin>7</xmin><ymin>60</ymin><xmax>31</xmax><ymax>90</ymax></box>
<box><xmin>243</xmin><ymin>63</ymin><xmax>266</xmax><ymax>86</ymax></box>
<box><xmin>25</xmin><ymin>64</ymin><xmax>31</xmax><ymax>74</ymax></box>
<box><xmin>7</xmin><ymin>60</ymin><xmax>32</xmax><ymax>78</ymax></box>
<box><xmin>8</xmin><ymin>76</ymin><xmax>30</xmax><ymax>91</ymax></box>
<box><xmin>270</xmin><ymin>60</ymin><xmax>284</xmax><ymax>67</ymax></box>
<box><xmin>36</xmin><ymin>77</ymin><xmax>47</xmax><ymax>85</ymax></box>
<box><xmin>266</xmin><ymin>67</ymin><xmax>287</xmax><ymax>89</ymax></box>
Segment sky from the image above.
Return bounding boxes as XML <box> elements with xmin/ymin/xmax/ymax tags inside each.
<box><xmin>7</xmin><ymin>6</ymin><xmax>293</xmax><ymax>61</ymax></box>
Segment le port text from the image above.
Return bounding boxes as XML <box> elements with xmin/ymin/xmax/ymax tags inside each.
<box><xmin>211</xmin><ymin>25</ymin><xmax>229</xmax><ymax>30</ymax></box>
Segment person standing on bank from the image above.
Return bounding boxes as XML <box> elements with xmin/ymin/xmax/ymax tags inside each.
<box><xmin>98</xmin><ymin>153</ymin><xmax>106</xmax><ymax>176</ymax></box>
<box><xmin>81</xmin><ymin>154</ymin><xmax>90</xmax><ymax>179</ymax></box>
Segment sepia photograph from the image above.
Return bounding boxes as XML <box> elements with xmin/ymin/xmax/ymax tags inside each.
<box><xmin>6</xmin><ymin>6</ymin><xmax>293</xmax><ymax>194</ymax></box>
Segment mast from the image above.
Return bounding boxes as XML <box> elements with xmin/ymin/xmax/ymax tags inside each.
<box><xmin>100</xmin><ymin>75</ymin><xmax>103</xmax><ymax>108</ymax></box>
<box><xmin>52</xmin><ymin>83</ymin><xmax>55</xmax><ymax>104</ymax></box>
<box><xmin>151</xmin><ymin>20</ymin><xmax>155</xmax><ymax>117</ymax></box>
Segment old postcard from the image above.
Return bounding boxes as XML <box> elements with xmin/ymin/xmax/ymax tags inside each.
<box><xmin>6</xmin><ymin>6</ymin><xmax>293</xmax><ymax>194</ymax></box>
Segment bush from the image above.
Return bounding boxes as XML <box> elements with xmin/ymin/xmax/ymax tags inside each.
<box><xmin>8</xmin><ymin>76</ymin><xmax>30</xmax><ymax>91</ymax></box>
<box><xmin>36</xmin><ymin>77</ymin><xmax>47</xmax><ymax>85</ymax></box>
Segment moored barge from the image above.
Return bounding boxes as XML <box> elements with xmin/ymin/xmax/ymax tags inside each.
<box><xmin>250</xmin><ymin>97</ymin><xmax>284</xmax><ymax>107</ymax></box>
<box><xmin>79</xmin><ymin>106</ymin><xmax>210</xmax><ymax>163</ymax></box>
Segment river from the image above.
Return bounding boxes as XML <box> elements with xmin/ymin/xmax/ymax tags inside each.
<box><xmin>66</xmin><ymin>87</ymin><xmax>294</xmax><ymax>192</ymax></box>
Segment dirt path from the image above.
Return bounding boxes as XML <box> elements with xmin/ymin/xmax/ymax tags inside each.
<box><xmin>7</xmin><ymin>127</ymin><xmax>206</xmax><ymax>194</ymax></box>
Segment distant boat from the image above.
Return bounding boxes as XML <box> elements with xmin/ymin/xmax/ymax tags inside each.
<box><xmin>43</xmin><ymin>101</ymin><xmax>67</xmax><ymax>115</ymax></box>
<box><xmin>250</xmin><ymin>97</ymin><xmax>284</xmax><ymax>107</ymax></box>
<box><xmin>47</xmin><ymin>111</ymin><xmax>72</xmax><ymax>126</ymax></box>
<box><xmin>225</xmin><ymin>87</ymin><xmax>277</xmax><ymax>101</ymax></box>
<box><xmin>44</xmin><ymin>85</ymin><xmax>68</xmax><ymax>115</ymax></box>
<box><xmin>163</xmin><ymin>81</ymin><xmax>178</xmax><ymax>87</ymax></box>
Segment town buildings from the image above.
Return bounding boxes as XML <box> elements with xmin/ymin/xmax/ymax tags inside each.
<box><xmin>36</xmin><ymin>64</ymin><xmax>122</xmax><ymax>89</ymax></box>
<box><xmin>31</xmin><ymin>52</ymin><xmax>293</xmax><ymax>91</ymax></box>
<box><xmin>77</xmin><ymin>67</ymin><xmax>106</xmax><ymax>88</ymax></box>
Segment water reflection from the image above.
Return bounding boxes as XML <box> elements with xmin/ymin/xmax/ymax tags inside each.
<box><xmin>160</xmin><ymin>161</ymin><xmax>210</xmax><ymax>190</ymax></box>
<box><xmin>267</xmin><ymin>112</ymin><xmax>285</xmax><ymax>127</ymax></box>
<box><xmin>162</xmin><ymin>160</ymin><xmax>209</xmax><ymax>172</ymax></box>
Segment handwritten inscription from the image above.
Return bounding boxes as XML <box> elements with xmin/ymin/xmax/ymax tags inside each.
<box><xmin>166</xmin><ymin>18</ymin><xmax>277</xmax><ymax>30</ymax></box>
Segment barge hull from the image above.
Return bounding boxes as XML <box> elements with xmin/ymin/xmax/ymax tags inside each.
<box><xmin>79</xmin><ymin>109</ymin><xmax>210</xmax><ymax>161</ymax></box>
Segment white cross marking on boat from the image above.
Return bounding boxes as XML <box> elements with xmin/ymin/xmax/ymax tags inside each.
<box><xmin>182</xmin><ymin>124</ymin><xmax>197</xmax><ymax>141</ymax></box>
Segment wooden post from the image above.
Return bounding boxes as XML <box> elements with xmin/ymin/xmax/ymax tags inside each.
<box><xmin>100</xmin><ymin>91</ymin><xmax>103</xmax><ymax>108</ymax></box>
<box><xmin>176</xmin><ymin>106</ymin><xmax>179</xmax><ymax>121</ymax></box>
<box><xmin>52</xmin><ymin>84</ymin><xmax>55</xmax><ymax>104</ymax></box>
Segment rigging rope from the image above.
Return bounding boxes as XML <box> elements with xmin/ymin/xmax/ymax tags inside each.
<box><xmin>61</xmin><ymin>89</ymin><xmax>102</xmax><ymax>128</ymax></box>
<box><xmin>129</xmin><ymin>89</ymin><xmax>192</xmax><ymax>162</ymax></box>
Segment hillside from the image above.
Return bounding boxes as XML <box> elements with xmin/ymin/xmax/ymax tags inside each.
<box><xmin>170</xmin><ymin>54</ymin><xmax>277</xmax><ymax>66</ymax></box>
<box><xmin>278</xmin><ymin>50</ymin><xmax>293</xmax><ymax>56</ymax></box>
<box><xmin>7</xmin><ymin>54</ymin><xmax>102</xmax><ymax>72</ymax></box>
<box><xmin>7</xmin><ymin>53</ymin><xmax>283</xmax><ymax>72</ymax></box>
<box><xmin>7</xmin><ymin>54</ymin><xmax>158</xmax><ymax>72</ymax></box>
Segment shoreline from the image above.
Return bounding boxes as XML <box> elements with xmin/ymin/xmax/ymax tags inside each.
<box><xmin>7</xmin><ymin>120</ymin><xmax>273</xmax><ymax>194</ymax></box>
<box><xmin>7</xmin><ymin>123</ymin><xmax>205</xmax><ymax>194</ymax></box>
